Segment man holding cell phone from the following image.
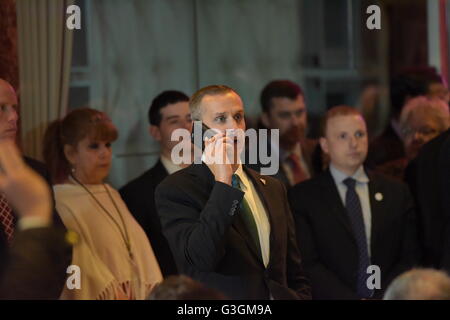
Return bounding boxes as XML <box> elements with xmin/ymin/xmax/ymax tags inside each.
<box><xmin>155</xmin><ymin>85</ymin><xmax>311</xmax><ymax>300</ymax></box>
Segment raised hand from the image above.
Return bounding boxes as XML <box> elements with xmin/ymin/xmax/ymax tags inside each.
<box><xmin>0</xmin><ymin>141</ymin><xmax>51</xmax><ymax>223</ymax></box>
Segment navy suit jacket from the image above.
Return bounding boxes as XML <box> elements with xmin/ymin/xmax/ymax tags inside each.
<box><xmin>289</xmin><ymin>169</ymin><xmax>419</xmax><ymax>299</ymax></box>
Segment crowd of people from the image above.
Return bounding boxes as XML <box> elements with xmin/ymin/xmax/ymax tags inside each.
<box><xmin>0</xmin><ymin>66</ymin><xmax>449</xmax><ymax>300</ymax></box>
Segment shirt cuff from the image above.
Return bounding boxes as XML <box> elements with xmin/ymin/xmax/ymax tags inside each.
<box><xmin>18</xmin><ymin>216</ymin><xmax>51</xmax><ymax>231</ymax></box>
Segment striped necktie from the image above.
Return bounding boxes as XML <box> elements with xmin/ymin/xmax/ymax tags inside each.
<box><xmin>287</xmin><ymin>153</ymin><xmax>308</xmax><ymax>185</ymax></box>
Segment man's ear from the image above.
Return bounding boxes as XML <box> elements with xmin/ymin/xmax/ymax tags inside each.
<box><xmin>260</xmin><ymin>112</ymin><xmax>271</xmax><ymax>129</ymax></box>
<box><xmin>63</xmin><ymin>144</ymin><xmax>77</xmax><ymax>166</ymax></box>
<box><xmin>319</xmin><ymin>137</ymin><xmax>329</xmax><ymax>154</ymax></box>
<box><xmin>149</xmin><ymin>125</ymin><xmax>161</xmax><ymax>141</ymax></box>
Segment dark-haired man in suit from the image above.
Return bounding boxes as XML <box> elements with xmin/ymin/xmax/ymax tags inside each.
<box><xmin>257</xmin><ymin>80</ymin><xmax>318</xmax><ymax>187</ymax></box>
<box><xmin>289</xmin><ymin>106</ymin><xmax>418</xmax><ymax>299</ymax></box>
<box><xmin>155</xmin><ymin>85</ymin><xmax>311</xmax><ymax>299</ymax></box>
<box><xmin>120</xmin><ymin>90</ymin><xmax>192</xmax><ymax>277</ymax></box>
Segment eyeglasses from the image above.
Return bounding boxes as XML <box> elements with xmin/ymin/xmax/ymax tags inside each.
<box><xmin>402</xmin><ymin>127</ymin><xmax>438</xmax><ymax>138</ymax></box>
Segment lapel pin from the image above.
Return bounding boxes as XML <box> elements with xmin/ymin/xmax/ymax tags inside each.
<box><xmin>260</xmin><ymin>178</ymin><xmax>266</xmax><ymax>185</ymax></box>
<box><xmin>375</xmin><ymin>192</ymin><xmax>383</xmax><ymax>201</ymax></box>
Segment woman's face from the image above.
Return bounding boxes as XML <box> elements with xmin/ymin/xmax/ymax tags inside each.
<box><xmin>67</xmin><ymin>137</ymin><xmax>113</xmax><ymax>184</ymax></box>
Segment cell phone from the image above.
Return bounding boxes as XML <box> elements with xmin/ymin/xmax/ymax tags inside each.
<box><xmin>191</xmin><ymin>122</ymin><xmax>218</xmax><ymax>151</ymax></box>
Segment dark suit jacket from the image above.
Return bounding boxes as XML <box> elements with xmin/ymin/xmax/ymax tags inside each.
<box><xmin>120</xmin><ymin>159</ymin><xmax>178</xmax><ymax>277</ymax></box>
<box><xmin>273</xmin><ymin>139</ymin><xmax>318</xmax><ymax>187</ymax></box>
<box><xmin>288</xmin><ymin>169</ymin><xmax>419</xmax><ymax>299</ymax></box>
<box><xmin>0</xmin><ymin>157</ymin><xmax>72</xmax><ymax>299</ymax></box>
<box><xmin>405</xmin><ymin>129</ymin><xmax>450</xmax><ymax>270</ymax></box>
<box><xmin>155</xmin><ymin>163</ymin><xmax>311</xmax><ymax>300</ymax></box>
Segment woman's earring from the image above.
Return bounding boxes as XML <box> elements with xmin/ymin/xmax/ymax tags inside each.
<box><xmin>71</xmin><ymin>167</ymin><xmax>75</xmax><ymax>173</ymax></box>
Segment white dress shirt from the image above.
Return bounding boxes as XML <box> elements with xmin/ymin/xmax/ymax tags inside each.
<box><xmin>329</xmin><ymin>164</ymin><xmax>372</xmax><ymax>257</ymax></box>
<box><xmin>234</xmin><ymin>165</ymin><xmax>271</xmax><ymax>267</ymax></box>
<box><xmin>160</xmin><ymin>155</ymin><xmax>183</xmax><ymax>175</ymax></box>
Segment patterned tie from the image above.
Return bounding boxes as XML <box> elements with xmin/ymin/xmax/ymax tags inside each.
<box><xmin>343</xmin><ymin>177</ymin><xmax>373</xmax><ymax>299</ymax></box>
<box><xmin>232</xmin><ymin>174</ymin><xmax>262</xmax><ymax>259</ymax></box>
<box><xmin>0</xmin><ymin>193</ymin><xmax>14</xmax><ymax>243</ymax></box>
<box><xmin>287</xmin><ymin>153</ymin><xmax>308</xmax><ymax>185</ymax></box>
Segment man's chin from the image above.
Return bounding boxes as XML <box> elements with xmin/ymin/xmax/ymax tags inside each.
<box><xmin>348</xmin><ymin>160</ymin><xmax>364</xmax><ymax>170</ymax></box>
<box><xmin>280</xmin><ymin>136</ymin><xmax>301</xmax><ymax>148</ymax></box>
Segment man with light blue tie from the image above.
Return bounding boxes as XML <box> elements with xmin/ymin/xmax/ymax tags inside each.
<box><xmin>288</xmin><ymin>105</ymin><xmax>419</xmax><ymax>299</ymax></box>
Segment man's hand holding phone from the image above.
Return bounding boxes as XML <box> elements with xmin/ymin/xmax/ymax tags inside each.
<box><xmin>203</xmin><ymin>131</ymin><xmax>236</xmax><ymax>186</ymax></box>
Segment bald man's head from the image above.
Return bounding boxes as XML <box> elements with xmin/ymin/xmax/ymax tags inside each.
<box><xmin>0</xmin><ymin>79</ymin><xmax>19</xmax><ymax>141</ymax></box>
<box><xmin>384</xmin><ymin>269</ymin><xmax>450</xmax><ymax>300</ymax></box>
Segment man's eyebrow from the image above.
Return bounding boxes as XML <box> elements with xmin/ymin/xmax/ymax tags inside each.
<box><xmin>165</xmin><ymin>115</ymin><xmax>180</xmax><ymax>121</ymax></box>
<box><xmin>214</xmin><ymin>112</ymin><xmax>228</xmax><ymax>117</ymax></box>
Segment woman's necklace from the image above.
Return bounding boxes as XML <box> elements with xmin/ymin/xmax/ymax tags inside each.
<box><xmin>69</xmin><ymin>174</ymin><xmax>134</xmax><ymax>260</ymax></box>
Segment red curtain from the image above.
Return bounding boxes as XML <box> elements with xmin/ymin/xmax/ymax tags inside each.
<box><xmin>0</xmin><ymin>0</ymin><xmax>18</xmax><ymax>89</ymax></box>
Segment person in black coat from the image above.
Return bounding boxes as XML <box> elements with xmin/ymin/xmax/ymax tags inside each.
<box><xmin>405</xmin><ymin>128</ymin><xmax>450</xmax><ymax>271</ymax></box>
<box><xmin>120</xmin><ymin>90</ymin><xmax>192</xmax><ymax>277</ymax></box>
<box><xmin>155</xmin><ymin>85</ymin><xmax>311</xmax><ymax>300</ymax></box>
<box><xmin>289</xmin><ymin>106</ymin><xmax>418</xmax><ymax>299</ymax></box>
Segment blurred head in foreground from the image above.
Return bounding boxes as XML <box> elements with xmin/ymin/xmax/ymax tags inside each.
<box><xmin>384</xmin><ymin>268</ymin><xmax>450</xmax><ymax>300</ymax></box>
<box><xmin>147</xmin><ymin>275</ymin><xmax>226</xmax><ymax>300</ymax></box>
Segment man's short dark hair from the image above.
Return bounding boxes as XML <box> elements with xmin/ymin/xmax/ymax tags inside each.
<box><xmin>390</xmin><ymin>67</ymin><xmax>443</xmax><ymax>119</ymax></box>
<box><xmin>148</xmin><ymin>90</ymin><xmax>189</xmax><ymax>126</ymax></box>
<box><xmin>260</xmin><ymin>80</ymin><xmax>304</xmax><ymax>113</ymax></box>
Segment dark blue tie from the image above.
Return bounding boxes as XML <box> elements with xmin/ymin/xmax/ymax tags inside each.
<box><xmin>343</xmin><ymin>177</ymin><xmax>373</xmax><ymax>298</ymax></box>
